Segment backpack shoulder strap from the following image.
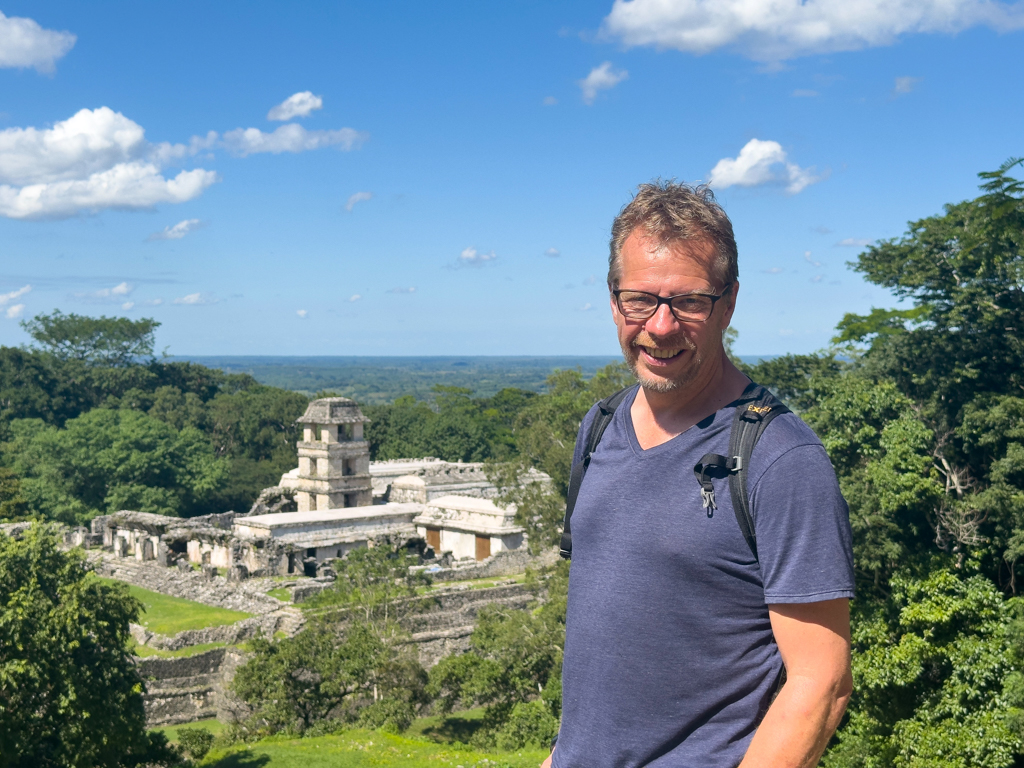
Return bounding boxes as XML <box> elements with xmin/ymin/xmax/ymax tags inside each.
<box><xmin>726</xmin><ymin>384</ymin><xmax>791</xmax><ymax>561</ymax></box>
<box><xmin>559</xmin><ymin>386</ymin><xmax>632</xmax><ymax>559</ymax></box>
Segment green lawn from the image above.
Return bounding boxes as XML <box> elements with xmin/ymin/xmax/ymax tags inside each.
<box><xmin>95</xmin><ymin>577</ymin><xmax>252</xmax><ymax>635</ymax></box>
<box><xmin>153</xmin><ymin>718</ymin><xmax>226</xmax><ymax>743</ymax></box>
<box><xmin>200</xmin><ymin>729</ymin><xmax>548</xmax><ymax>768</ymax></box>
<box><xmin>130</xmin><ymin>640</ymin><xmax>228</xmax><ymax>658</ymax></box>
<box><xmin>267</xmin><ymin>587</ymin><xmax>291</xmax><ymax>602</ymax></box>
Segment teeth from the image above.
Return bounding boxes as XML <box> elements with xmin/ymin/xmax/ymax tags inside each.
<box><xmin>646</xmin><ymin>347</ymin><xmax>682</xmax><ymax>359</ymax></box>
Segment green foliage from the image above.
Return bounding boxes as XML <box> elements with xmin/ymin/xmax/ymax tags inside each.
<box><xmin>4</xmin><ymin>409</ymin><xmax>227</xmax><ymax>523</ymax></box>
<box><xmin>0</xmin><ymin>524</ymin><xmax>177</xmax><ymax>767</ymax></box>
<box><xmin>741</xmin><ymin>352</ymin><xmax>847</xmax><ymax>414</ymax></box>
<box><xmin>825</xmin><ymin>568</ymin><xmax>1020</xmax><ymax>768</ymax></box>
<box><xmin>233</xmin><ymin>542</ymin><xmax>430</xmax><ymax>738</ymax></box>
<box><xmin>176</xmin><ymin>727</ymin><xmax>214</xmax><ymax>760</ymax></box>
<box><xmin>0</xmin><ymin>468</ymin><xmax>30</xmax><ymax>522</ymax></box>
<box><xmin>21</xmin><ymin>310</ymin><xmax>160</xmax><ymax>367</ymax></box>
<box><xmin>428</xmin><ymin>561</ymin><xmax>568</xmax><ymax>746</ymax></box>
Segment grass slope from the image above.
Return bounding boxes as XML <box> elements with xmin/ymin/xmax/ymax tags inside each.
<box><xmin>201</xmin><ymin>729</ymin><xmax>548</xmax><ymax>768</ymax></box>
<box><xmin>96</xmin><ymin>577</ymin><xmax>252</xmax><ymax>635</ymax></box>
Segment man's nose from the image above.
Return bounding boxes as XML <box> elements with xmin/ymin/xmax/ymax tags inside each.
<box><xmin>643</xmin><ymin>302</ymin><xmax>681</xmax><ymax>336</ymax></box>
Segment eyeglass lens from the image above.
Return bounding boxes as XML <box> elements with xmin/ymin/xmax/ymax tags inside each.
<box><xmin>617</xmin><ymin>291</ymin><xmax>715</xmax><ymax>321</ymax></box>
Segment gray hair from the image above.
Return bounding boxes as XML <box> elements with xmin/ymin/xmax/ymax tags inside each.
<box><xmin>608</xmin><ymin>181</ymin><xmax>738</xmax><ymax>290</ymax></box>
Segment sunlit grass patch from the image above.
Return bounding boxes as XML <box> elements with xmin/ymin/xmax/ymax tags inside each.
<box><xmin>94</xmin><ymin>577</ymin><xmax>252</xmax><ymax>635</ymax></box>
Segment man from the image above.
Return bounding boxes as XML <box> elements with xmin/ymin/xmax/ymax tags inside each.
<box><xmin>545</xmin><ymin>182</ymin><xmax>854</xmax><ymax>768</ymax></box>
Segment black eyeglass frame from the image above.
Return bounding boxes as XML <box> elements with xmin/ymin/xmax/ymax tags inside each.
<box><xmin>612</xmin><ymin>284</ymin><xmax>733</xmax><ymax>323</ymax></box>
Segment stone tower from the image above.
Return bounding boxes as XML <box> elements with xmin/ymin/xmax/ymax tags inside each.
<box><xmin>293</xmin><ymin>397</ymin><xmax>372</xmax><ymax>511</ymax></box>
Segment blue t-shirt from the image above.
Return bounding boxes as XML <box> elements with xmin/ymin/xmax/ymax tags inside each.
<box><xmin>554</xmin><ymin>385</ymin><xmax>854</xmax><ymax>768</ymax></box>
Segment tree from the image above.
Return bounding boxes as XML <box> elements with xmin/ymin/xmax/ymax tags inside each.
<box><xmin>428</xmin><ymin>561</ymin><xmax>568</xmax><ymax>748</ymax></box>
<box><xmin>21</xmin><ymin>311</ymin><xmax>160</xmax><ymax>367</ymax></box>
<box><xmin>0</xmin><ymin>524</ymin><xmax>176</xmax><ymax>767</ymax></box>
<box><xmin>233</xmin><ymin>541</ymin><xmax>430</xmax><ymax>736</ymax></box>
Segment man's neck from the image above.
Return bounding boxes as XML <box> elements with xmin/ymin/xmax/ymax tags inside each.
<box><xmin>631</xmin><ymin>353</ymin><xmax>750</xmax><ymax>450</ymax></box>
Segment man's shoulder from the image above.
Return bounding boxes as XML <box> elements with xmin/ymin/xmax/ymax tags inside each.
<box><xmin>749</xmin><ymin>409</ymin><xmax>831</xmax><ymax>480</ymax></box>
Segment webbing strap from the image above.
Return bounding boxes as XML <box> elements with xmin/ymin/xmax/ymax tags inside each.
<box><xmin>725</xmin><ymin>386</ymin><xmax>791</xmax><ymax>560</ymax></box>
<box><xmin>559</xmin><ymin>387</ymin><xmax>631</xmax><ymax>559</ymax></box>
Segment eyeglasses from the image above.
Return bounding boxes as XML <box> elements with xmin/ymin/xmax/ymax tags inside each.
<box><xmin>612</xmin><ymin>285</ymin><xmax>732</xmax><ymax>323</ymax></box>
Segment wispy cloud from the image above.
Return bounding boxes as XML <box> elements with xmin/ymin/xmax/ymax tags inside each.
<box><xmin>75</xmin><ymin>281</ymin><xmax>134</xmax><ymax>302</ymax></box>
<box><xmin>545</xmin><ymin>247</ymin><xmax>560</xmax><ymax>258</ymax></box>
<box><xmin>268</xmin><ymin>91</ymin><xmax>323</xmax><ymax>121</ymax></box>
<box><xmin>349</xmin><ymin>294</ymin><xmax>361</xmax><ymax>302</ymax></box>
<box><xmin>221</xmin><ymin>124</ymin><xmax>367</xmax><ymax>156</ymax></box>
<box><xmin>147</xmin><ymin>218</ymin><xmax>203</xmax><ymax>241</ymax></box>
<box><xmin>0</xmin><ymin>11</ymin><xmax>76</xmax><ymax>73</ymax></box>
<box><xmin>387</xmin><ymin>286</ymin><xmax>416</xmax><ymax>294</ymax></box>
<box><xmin>579</xmin><ymin>302</ymin><xmax>594</xmax><ymax>312</ymax></box>
<box><xmin>345</xmin><ymin>191</ymin><xmax>373</xmax><ymax>211</ymax></box>
<box><xmin>0</xmin><ymin>284</ymin><xmax>31</xmax><ymax>306</ymax></box>
<box><xmin>602</xmin><ymin>0</ymin><xmax>1024</xmax><ymax>63</ymax></box>
<box><xmin>763</xmin><ymin>267</ymin><xmax>784</xmax><ymax>274</ymax></box>
<box><xmin>836</xmin><ymin>237</ymin><xmax>871</xmax><ymax>247</ymax></box>
<box><xmin>174</xmin><ymin>292</ymin><xmax>216</xmax><ymax>305</ymax></box>
<box><xmin>121</xmin><ymin>301</ymin><xmax>134</xmax><ymax>310</ymax></box>
<box><xmin>5</xmin><ymin>304</ymin><xmax>24</xmax><ymax>319</ymax></box>
<box><xmin>709</xmin><ymin>139</ymin><xmax>822</xmax><ymax>195</ymax></box>
<box><xmin>296</xmin><ymin>309</ymin><xmax>307</xmax><ymax>317</ymax></box>
<box><xmin>892</xmin><ymin>76</ymin><xmax>922</xmax><ymax>96</ymax></box>
<box><xmin>458</xmin><ymin>247</ymin><xmax>498</xmax><ymax>266</ymax></box>
<box><xmin>543</xmin><ymin>96</ymin><xmax>558</xmax><ymax>106</ymax></box>
<box><xmin>579</xmin><ymin>62</ymin><xmax>628</xmax><ymax>104</ymax></box>
<box><xmin>583</xmin><ymin>274</ymin><xmax>597</xmax><ymax>285</ymax></box>
<box><xmin>811</xmin><ymin>274</ymin><xmax>824</xmax><ymax>283</ymax></box>
<box><xmin>804</xmin><ymin>251</ymin><xmax>822</xmax><ymax>267</ymax></box>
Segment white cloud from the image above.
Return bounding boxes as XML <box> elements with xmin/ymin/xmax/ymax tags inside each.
<box><xmin>811</xmin><ymin>274</ymin><xmax>824</xmax><ymax>283</ymax></box>
<box><xmin>349</xmin><ymin>294</ymin><xmax>361</xmax><ymax>302</ymax></box>
<box><xmin>545</xmin><ymin>247</ymin><xmax>561</xmax><ymax>257</ymax></box>
<box><xmin>804</xmin><ymin>251</ymin><xmax>822</xmax><ymax>267</ymax></box>
<box><xmin>222</xmin><ymin>124</ymin><xmax>366</xmax><ymax>156</ymax></box>
<box><xmin>121</xmin><ymin>301</ymin><xmax>134</xmax><ymax>310</ymax></box>
<box><xmin>763</xmin><ymin>267</ymin><xmax>784</xmax><ymax>274</ymax></box>
<box><xmin>296</xmin><ymin>309</ymin><xmax>308</xmax><ymax>317</ymax></box>
<box><xmin>268</xmin><ymin>91</ymin><xmax>323</xmax><ymax>121</ymax></box>
<box><xmin>708</xmin><ymin>138</ymin><xmax>821</xmax><ymax>194</ymax></box>
<box><xmin>579</xmin><ymin>62</ymin><xmax>628</xmax><ymax>104</ymax></box>
<box><xmin>0</xmin><ymin>11</ymin><xmax>76</xmax><ymax>73</ymax></box>
<box><xmin>0</xmin><ymin>107</ymin><xmax>218</xmax><ymax>219</ymax></box>
<box><xmin>459</xmin><ymin>247</ymin><xmax>498</xmax><ymax>265</ymax></box>
<box><xmin>345</xmin><ymin>191</ymin><xmax>373</xmax><ymax>211</ymax></box>
<box><xmin>792</xmin><ymin>89</ymin><xmax>819</xmax><ymax>97</ymax></box>
<box><xmin>579</xmin><ymin>302</ymin><xmax>594</xmax><ymax>311</ymax></box>
<box><xmin>173</xmin><ymin>292</ymin><xmax>215</xmax><ymax>305</ymax></box>
<box><xmin>543</xmin><ymin>96</ymin><xmax>558</xmax><ymax>106</ymax></box>
<box><xmin>76</xmin><ymin>281</ymin><xmax>134</xmax><ymax>302</ymax></box>
<box><xmin>387</xmin><ymin>286</ymin><xmax>416</xmax><ymax>294</ymax></box>
<box><xmin>5</xmin><ymin>303</ymin><xmax>25</xmax><ymax>319</ymax></box>
<box><xmin>0</xmin><ymin>284</ymin><xmax>31</xmax><ymax>305</ymax></box>
<box><xmin>893</xmin><ymin>75</ymin><xmax>922</xmax><ymax>95</ymax></box>
<box><xmin>147</xmin><ymin>218</ymin><xmax>203</xmax><ymax>241</ymax></box>
<box><xmin>837</xmin><ymin>237</ymin><xmax>871</xmax><ymax>247</ymax></box>
<box><xmin>0</xmin><ymin>163</ymin><xmax>217</xmax><ymax>219</ymax></box>
<box><xmin>602</xmin><ymin>0</ymin><xmax>1024</xmax><ymax>62</ymax></box>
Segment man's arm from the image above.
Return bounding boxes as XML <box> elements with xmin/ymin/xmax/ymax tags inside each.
<box><xmin>739</xmin><ymin>598</ymin><xmax>852</xmax><ymax>768</ymax></box>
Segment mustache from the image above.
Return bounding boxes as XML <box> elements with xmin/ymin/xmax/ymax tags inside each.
<box><xmin>630</xmin><ymin>331</ymin><xmax>697</xmax><ymax>351</ymax></box>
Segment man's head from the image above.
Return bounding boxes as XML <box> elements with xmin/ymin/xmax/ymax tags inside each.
<box><xmin>608</xmin><ymin>181</ymin><xmax>737</xmax><ymax>291</ymax></box>
<box><xmin>608</xmin><ymin>182</ymin><xmax>739</xmax><ymax>393</ymax></box>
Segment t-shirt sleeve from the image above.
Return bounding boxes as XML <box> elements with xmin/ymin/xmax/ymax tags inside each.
<box><xmin>749</xmin><ymin>442</ymin><xmax>856</xmax><ymax>604</ymax></box>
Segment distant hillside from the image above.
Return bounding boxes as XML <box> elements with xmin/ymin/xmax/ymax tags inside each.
<box><xmin>172</xmin><ymin>355</ymin><xmax>779</xmax><ymax>404</ymax></box>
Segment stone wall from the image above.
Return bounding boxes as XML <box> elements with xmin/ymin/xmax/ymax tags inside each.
<box><xmin>139</xmin><ymin>647</ymin><xmax>250</xmax><ymax>727</ymax></box>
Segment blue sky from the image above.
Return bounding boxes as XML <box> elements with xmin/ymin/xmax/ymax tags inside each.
<box><xmin>1</xmin><ymin>1</ymin><xmax>1022</xmax><ymax>356</ymax></box>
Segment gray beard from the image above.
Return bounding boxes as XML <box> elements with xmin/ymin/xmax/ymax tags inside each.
<box><xmin>621</xmin><ymin>340</ymin><xmax>704</xmax><ymax>393</ymax></box>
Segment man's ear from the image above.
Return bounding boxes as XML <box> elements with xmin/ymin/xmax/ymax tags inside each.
<box><xmin>720</xmin><ymin>281</ymin><xmax>739</xmax><ymax>327</ymax></box>
<box><xmin>609</xmin><ymin>291</ymin><xmax>621</xmax><ymax>321</ymax></box>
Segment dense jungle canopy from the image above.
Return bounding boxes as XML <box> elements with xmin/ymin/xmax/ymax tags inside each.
<box><xmin>1</xmin><ymin>159</ymin><xmax>1024</xmax><ymax>766</ymax></box>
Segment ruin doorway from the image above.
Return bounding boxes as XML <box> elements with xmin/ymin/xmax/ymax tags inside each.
<box><xmin>475</xmin><ymin>535</ymin><xmax>491</xmax><ymax>561</ymax></box>
<box><xmin>425</xmin><ymin>527</ymin><xmax>441</xmax><ymax>552</ymax></box>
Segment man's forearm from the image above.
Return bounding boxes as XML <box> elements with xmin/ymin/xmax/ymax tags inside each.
<box><xmin>738</xmin><ymin>671</ymin><xmax>852</xmax><ymax>768</ymax></box>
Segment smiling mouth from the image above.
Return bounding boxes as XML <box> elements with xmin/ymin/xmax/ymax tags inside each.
<box><xmin>640</xmin><ymin>346</ymin><xmax>684</xmax><ymax>361</ymax></box>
